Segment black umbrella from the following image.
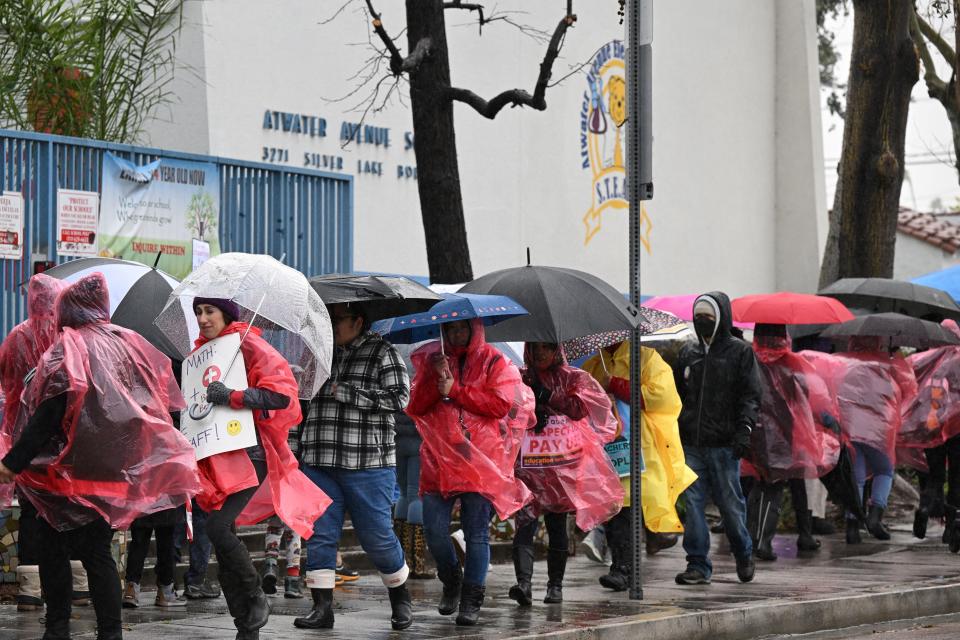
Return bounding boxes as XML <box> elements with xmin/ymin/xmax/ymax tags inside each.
<box><xmin>458</xmin><ymin>265</ymin><xmax>641</xmax><ymax>342</ymax></box>
<box><xmin>308</xmin><ymin>274</ymin><xmax>442</xmax><ymax>321</ymax></box>
<box><xmin>820</xmin><ymin>312</ymin><xmax>960</xmax><ymax>349</ymax></box>
<box><xmin>818</xmin><ymin>277</ymin><xmax>960</xmax><ymax>321</ymax></box>
<box><xmin>821</xmin><ymin>445</ymin><xmax>865</xmax><ymax>522</ymax></box>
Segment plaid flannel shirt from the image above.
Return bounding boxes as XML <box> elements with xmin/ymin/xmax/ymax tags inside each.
<box><xmin>291</xmin><ymin>331</ymin><xmax>409</xmax><ymax>469</ymax></box>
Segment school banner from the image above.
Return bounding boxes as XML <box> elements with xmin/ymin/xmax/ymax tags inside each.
<box><xmin>0</xmin><ymin>191</ymin><xmax>24</xmax><ymax>260</ymax></box>
<box><xmin>180</xmin><ymin>332</ymin><xmax>257</xmax><ymax>461</ymax></box>
<box><xmin>98</xmin><ymin>152</ymin><xmax>221</xmax><ymax>278</ymax></box>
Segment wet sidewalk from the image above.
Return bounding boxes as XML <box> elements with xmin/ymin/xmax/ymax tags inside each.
<box><xmin>3</xmin><ymin>519</ymin><xmax>960</xmax><ymax>640</ymax></box>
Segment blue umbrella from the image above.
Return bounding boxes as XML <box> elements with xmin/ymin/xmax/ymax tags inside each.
<box><xmin>913</xmin><ymin>265</ymin><xmax>960</xmax><ymax>304</ymax></box>
<box><xmin>371</xmin><ymin>292</ymin><xmax>527</xmax><ymax>344</ymax></box>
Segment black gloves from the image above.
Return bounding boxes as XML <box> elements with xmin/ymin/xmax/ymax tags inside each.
<box><xmin>732</xmin><ymin>425</ymin><xmax>752</xmax><ymax>460</ymax></box>
<box><xmin>534</xmin><ymin>407</ymin><xmax>550</xmax><ymax>433</ymax></box>
<box><xmin>206</xmin><ymin>381</ymin><xmax>233</xmax><ymax>406</ymax></box>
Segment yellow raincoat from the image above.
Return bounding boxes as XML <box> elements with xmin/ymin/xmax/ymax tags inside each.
<box><xmin>582</xmin><ymin>342</ymin><xmax>696</xmax><ymax>533</ymax></box>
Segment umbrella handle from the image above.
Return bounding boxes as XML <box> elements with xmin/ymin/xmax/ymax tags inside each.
<box><xmin>188</xmin><ymin>402</ymin><xmax>213</xmax><ymax>421</ymax></box>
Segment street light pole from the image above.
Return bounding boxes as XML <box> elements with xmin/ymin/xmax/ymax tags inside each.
<box><xmin>627</xmin><ymin>0</ymin><xmax>653</xmax><ymax>602</ymax></box>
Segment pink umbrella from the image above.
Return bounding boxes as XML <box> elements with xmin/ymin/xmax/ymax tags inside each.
<box><xmin>643</xmin><ymin>294</ymin><xmax>755</xmax><ymax>329</ymax></box>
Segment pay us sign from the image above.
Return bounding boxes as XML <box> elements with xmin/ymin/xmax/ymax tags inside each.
<box><xmin>180</xmin><ymin>332</ymin><xmax>256</xmax><ymax>460</ymax></box>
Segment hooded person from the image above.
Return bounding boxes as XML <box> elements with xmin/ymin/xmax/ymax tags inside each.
<box><xmin>190</xmin><ymin>296</ymin><xmax>331</xmax><ymax>640</ymax></box>
<box><xmin>406</xmin><ymin>317</ymin><xmax>535</xmax><ymax>627</ymax></box>
<box><xmin>0</xmin><ymin>273</ymin><xmax>199</xmax><ymax>640</ymax></box>
<box><xmin>0</xmin><ymin>273</ymin><xmax>68</xmax><ymax>611</ymax></box>
<box><xmin>507</xmin><ymin>341</ymin><xmax>623</xmax><ymax>607</ymax></box>
<box><xmin>672</xmin><ymin>292</ymin><xmax>761</xmax><ymax>586</ymax></box>
<box><xmin>581</xmin><ymin>341</ymin><xmax>696</xmax><ymax>591</ymax></box>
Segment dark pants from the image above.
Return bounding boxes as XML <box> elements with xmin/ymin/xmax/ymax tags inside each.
<box><xmin>38</xmin><ymin>515</ymin><xmax>121</xmax><ymax>640</ymax></box>
<box><xmin>176</xmin><ymin>500</ymin><xmax>214</xmax><ymax>586</ymax></box>
<box><xmin>18</xmin><ymin>498</ymin><xmax>41</xmax><ymax>565</ymax></box>
<box><xmin>514</xmin><ymin>510</ymin><xmax>568</xmax><ymax>551</ymax></box>
<box><xmin>125</xmin><ymin>525</ymin><xmax>176</xmax><ymax>586</ymax></box>
<box><xmin>923</xmin><ymin>435</ymin><xmax>960</xmax><ymax>508</ymax></box>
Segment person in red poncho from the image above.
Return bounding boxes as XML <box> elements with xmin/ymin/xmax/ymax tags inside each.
<box><xmin>508</xmin><ymin>342</ymin><xmax>622</xmax><ymax>607</ymax></box>
<box><xmin>407</xmin><ymin>318</ymin><xmax>535</xmax><ymax>627</ymax></box>
<box><xmin>191</xmin><ymin>297</ymin><xmax>330</xmax><ymax>640</ymax></box>
<box><xmin>0</xmin><ymin>273</ymin><xmax>198</xmax><ymax>640</ymax></box>
<box><xmin>0</xmin><ymin>273</ymin><xmax>68</xmax><ymax>612</ymax></box>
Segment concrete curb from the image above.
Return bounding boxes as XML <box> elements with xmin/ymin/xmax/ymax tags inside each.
<box><xmin>519</xmin><ymin>581</ymin><xmax>960</xmax><ymax>640</ymax></box>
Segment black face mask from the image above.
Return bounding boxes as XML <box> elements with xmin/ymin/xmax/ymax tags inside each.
<box><xmin>694</xmin><ymin>316</ymin><xmax>717</xmax><ymax>341</ymax></box>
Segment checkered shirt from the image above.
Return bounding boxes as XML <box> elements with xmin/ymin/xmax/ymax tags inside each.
<box><xmin>291</xmin><ymin>331</ymin><xmax>409</xmax><ymax>469</ymax></box>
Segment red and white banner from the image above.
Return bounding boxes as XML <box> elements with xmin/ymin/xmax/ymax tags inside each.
<box><xmin>0</xmin><ymin>191</ymin><xmax>24</xmax><ymax>260</ymax></box>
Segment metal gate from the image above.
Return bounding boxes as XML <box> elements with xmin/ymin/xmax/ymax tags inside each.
<box><xmin>0</xmin><ymin>128</ymin><xmax>353</xmax><ymax>337</ymax></box>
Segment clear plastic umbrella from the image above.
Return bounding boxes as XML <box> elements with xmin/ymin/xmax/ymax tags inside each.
<box><xmin>153</xmin><ymin>252</ymin><xmax>333</xmax><ymax>399</ymax></box>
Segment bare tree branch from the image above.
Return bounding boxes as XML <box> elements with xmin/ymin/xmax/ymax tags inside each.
<box><xmin>912</xmin><ymin>11</ymin><xmax>951</xmax><ymax>104</ymax></box>
<box><xmin>364</xmin><ymin>0</ymin><xmax>405</xmax><ymax>74</ymax></box>
<box><xmin>445</xmin><ymin>11</ymin><xmax>576</xmax><ymax>119</ymax></box>
<box><xmin>443</xmin><ymin>0</ymin><xmax>486</xmax><ymax>33</ymax></box>
<box><xmin>319</xmin><ymin>0</ymin><xmax>355</xmax><ymax>25</ymax></box>
<box><xmin>401</xmin><ymin>37</ymin><xmax>431</xmax><ymax>72</ymax></box>
<box><xmin>916</xmin><ymin>11</ymin><xmax>956</xmax><ymax>64</ymax></box>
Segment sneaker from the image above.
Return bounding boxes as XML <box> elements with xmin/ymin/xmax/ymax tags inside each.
<box><xmin>674</xmin><ymin>569</ymin><xmax>711</xmax><ymax>585</ymax></box>
<box><xmin>579</xmin><ymin>529</ymin><xmax>608</xmax><ymax>564</ymax></box>
<box><xmin>155</xmin><ymin>583</ymin><xmax>186</xmax><ymax>607</ymax></box>
<box><xmin>184</xmin><ymin>581</ymin><xmax>221</xmax><ymax>599</ymax></box>
<box><xmin>335</xmin><ymin>563</ymin><xmax>359</xmax><ymax>583</ymax></box>
<box><xmin>122</xmin><ymin>582</ymin><xmax>140</xmax><ymax>608</ymax></box>
<box><xmin>735</xmin><ymin>556</ymin><xmax>755</xmax><ymax>583</ymax></box>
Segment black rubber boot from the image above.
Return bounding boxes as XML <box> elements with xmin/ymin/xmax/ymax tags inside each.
<box><xmin>508</xmin><ymin>545</ymin><xmax>534</xmax><ymax>606</ymax></box>
<box><xmin>913</xmin><ymin>507</ymin><xmax>929</xmax><ymax>540</ymax></box>
<box><xmin>945</xmin><ymin>504</ymin><xmax>960</xmax><ymax>553</ymax></box>
<box><xmin>796</xmin><ymin>510</ymin><xmax>821</xmax><ymax>552</ymax></box>
<box><xmin>811</xmin><ymin>517</ymin><xmax>836</xmax><ymax>535</ymax></box>
<box><xmin>598</xmin><ymin>518</ymin><xmax>631</xmax><ymax>591</ymax></box>
<box><xmin>437</xmin><ymin>565</ymin><xmax>462</xmax><ymax>616</ymax></box>
<box><xmin>261</xmin><ymin>560</ymin><xmax>279</xmax><ymax>595</ymax></box>
<box><xmin>388</xmin><ymin>583</ymin><xmax>413</xmax><ymax>631</ymax></box>
<box><xmin>845</xmin><ymin>517</ymin><xmax>862</xmax><ymax>545</ymax></box>
<box><xmin>543</xmin><ymin>548</ymin><xmax>566</xmax><ymax>604</ymax></box>
<box><xmin>293</xmin><ymin>588</ymin><xmax>334</xmax><ymax>629</ymax></box>
<box><xmin>455</xmin><ymin>583</ymin><xmax>485</xmax><ymax>626</ymax></box>
<box><xmin>218</xmin><ymin>542</ymin><xmax>269</xmax><ymax>632</ymax></box>
<box><xmin>866</xmin><ymin>504</ymin><xmax>891</xmax><ymax>541</ymax></box>
<box><xmin>750</xmin><ymin>483</ymin><xmax>782</xmax><ymax>561</ymax></box>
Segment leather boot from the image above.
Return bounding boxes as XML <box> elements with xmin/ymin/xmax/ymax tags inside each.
<box><xmin>645</xmin><ymin>530</ymin><xmax>679</xmax><ymax>555</ymax></box>
<box><xmin>455</xmin><ymin>583</ymin><xmax>485</xmax><ymax>626</ymax></box>
<box><xmin>437</xmin><ymin>564</ymin><xmax>462</xmax><ymax>615</ymax></box>
<box><xmin>508</xmin><ymin>545</ymin><xmax>534</xmax><ymax>607</ymax></box>
<box><xmin>388</xmin><ymin>583</ymin><xmax>413</xmax><ymax>630</ymax></box>
<box><xmin>598</xmin><ymin>533</ymin><xmax>630</xmax><ymax>591</ymax></box>
<box><xmin>219</xmin><ymin>542</ymin><xmax>269</xmax><ymax>632</ymax></box>
<box><xmin>543</xmin><ymin>547</ymin><xmax>566</xmax><ymax>604</ymax></box>
<box><xmin>410</xmin><ymin>524</ymin><xmax>435</xmax><ymax>579</ymax></box>
<box><xmin>845</xmin><ymin>517</ymin><xmax>861</xmax><ymax>544</ymax></box>
<box><xmin>293</xmin><ymin>588</ymin><xmax>334</xmax><ymax>629</ymax></box>
<box><xmin>796</xmin><ymin>510</ymin><xmax>821</xmax><ymax>552</ymax></box>
<box><xmin>866</xmin><ymin>504</ymin><xmax>891</xmax><ymax>541</ymax></box>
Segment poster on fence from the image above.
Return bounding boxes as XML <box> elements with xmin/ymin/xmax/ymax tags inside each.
<box><xmin>520</xmin><ymin>415</ymin><xmax>584</xmax><ymax>469</ymax></box>
<box><xmin>0</xmin><ymin>192</ymin><xmax>24</xmax><ymax>260</ymax></box>
<box><xmin>56</xmin><ymin>189</ymin><xmax>99</xmax><ymax>257</ymax></box>
<box><xmin>98</xmin><ymin>152</ymin><xmax>221</xmax><ymax>279</ymax></box>
<box><xmin>179</xmin><ymin>332</ymin><xmax>257</xmax><ymax>461</ymax></box>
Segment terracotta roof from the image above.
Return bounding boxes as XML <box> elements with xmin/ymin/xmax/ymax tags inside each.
<box><xmin>898</xmin><ymin>208</ymin><xmax>960</xmax><ymax>254</ymax></box>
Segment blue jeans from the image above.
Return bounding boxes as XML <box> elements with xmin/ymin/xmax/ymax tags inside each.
<box><xmin>852</xmin><ymin>443</ymin><xmax>894</xmax><ymax>511</ymax></box>
<box><xmin>422</xmin><ymin>492</ymin><xmax>493</xmax><ymax>586</ymax></box>
<box><xmin>176</xmin><ymin>500</ymin><xmax>213</xmax><ymax>586</ymax></box>
<box><xmin>303</xmin><ymin>466</ymin><xmax>406</xmax><ymax>576</ymax></box>
<box><xmin>395</xmin><ymin>452</ymin><xmax>423</xmax><ymax>525</ymax></box>
<box><xmin>681</xmin><ymin>446</ymin><xmax>753</xmax><ymax>578</ymax></box>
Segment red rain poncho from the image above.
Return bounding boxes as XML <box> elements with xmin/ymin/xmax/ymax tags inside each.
<box><xmin>747</xmin><ymin>336</ymin><xmax>840</xmax><ymax>481</ymax></box>
<box><xmin>13</xmin><ymin>273</ymin><xmax>199</xmax><ymax>531</ymax></box>
<box><xmin>0</xmin><ymin>274</ymin><xmax>68</xmax><ymax>507</ymax></box>
<box><xmin>192</xmin><ymin>322</ymin><xmax>331</xmax><ymax>538</ymax></box>
<box><xmin>900</xmin><ymin>320</ymin><xmax>960</xmax><ymax>449</ymax></box>
<box><xmin>406</xmin><ymin>318</ymin><xmax>536</xmax><ymax>520</ymax></box>
<box><xmin>802</xmin><ymin>349</ymin><xmax>917</xmax><ymax>462</ymax></box>
<box><xmin>516</xmin><ymin>345</ymin><xmax>624</xmax><ymax>531</ymax></box>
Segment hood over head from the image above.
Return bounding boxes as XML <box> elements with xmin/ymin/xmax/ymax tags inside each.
<box><xmin>444</xmin><ymin>317</ymin><xmax>488</xmax><ymax>357</ymax></box>
<box><xmin>692</xmin><ymin>291</ymin><xmax>733</xmax><ymax>344</ymax></box>
<box><xmin>28</xmin><ymin>273</ymin><xmax>68</xmax><ymax>320</ymax></box>
<box><xmin>523</xmin><ymin>342</ymin><xmax>568</xmax><ymax>370</ymax></box>
<box><xmin>57</xmin><ymin>272</ymin><xmax>111</xmax><ymax>328</ymax></box>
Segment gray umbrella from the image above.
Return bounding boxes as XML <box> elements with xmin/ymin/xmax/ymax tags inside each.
<box><xmin>308</xmin><ymin>274</ymin><xmax>442</xmax><ymax>321</ymax></box>
<box><xmin>819</xmin><ymin>277</ymin><xmax>960</xmax><ymax>321</ymax></box>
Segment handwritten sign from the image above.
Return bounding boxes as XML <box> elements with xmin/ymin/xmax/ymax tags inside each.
<box><xmin>520</xmin><ymin>415</ymin><xmax>584</xmax><ymax>469</ymax></box>
<box><xmin>180</xmin><ymin>332</ymin><xmax>256</xmax><ymax>460</ymax></box>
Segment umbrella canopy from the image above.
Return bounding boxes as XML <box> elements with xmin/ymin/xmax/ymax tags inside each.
<box><xmin>818</xmin><ymin>277</ymin><xmax>960</xmax><ymax>321</ymax></box>
<box><xmin>41</xmin><ymin>257</ymin><xmax>193</xmax><ymax>361</ymax></box>
<box><xmin>820</xmin><ymin>312</ymin><xmax>960</xmax><ymax>349</ymax></box>
<box><xmin>913</xmin><ymin>265</ymin><xmax>960</xmax><ymax>304</ymax></box>
<box><xmin>644</xmin><ymin>294</ymin><xmax>755</xmax><ymax>329</ymax></box>
<box><xmin>458</xmin><ymin>265</ymin><xmax>640</xmax><ymax>342</ymax></box>
<box><xmin>154</xmin><ymin>252</ymin><xmax>333</xmax><ymax>399</ymax></box>
<box><xmin>308</xmin><ymin>274</ymin><xmax>442</xmax><ymax>320</ymax></box>
<box><xmin>732</xmin><ymin>292</ymin><xmax>855</xmax><ymax>325</ymax></box>
<box><xmin>560</xmin><ymin>308</ymin><xmax>691</xmax><ymax>361</ymax></box>
<box><xmin>370</xmin><ymin>292</ymin><xmax>527</xmax><ymax>344</ymax></box>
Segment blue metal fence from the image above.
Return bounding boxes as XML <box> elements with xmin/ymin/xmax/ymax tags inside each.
<box><xmin>0</xmin><ymin>128</ymin><xmax>353</xmax><ymax>337</ymax></box>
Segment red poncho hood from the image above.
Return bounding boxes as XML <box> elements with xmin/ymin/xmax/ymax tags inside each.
<box><xmin>901</xmin><ymin>320</ymin><xmax>960</xmax><ymax>452</ymax></box>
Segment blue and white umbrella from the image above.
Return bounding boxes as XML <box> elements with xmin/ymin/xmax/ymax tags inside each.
<box><xmin>371</xmin><ymin>292</ymin><xmax>527</xmax><ymax>345</ymax></box>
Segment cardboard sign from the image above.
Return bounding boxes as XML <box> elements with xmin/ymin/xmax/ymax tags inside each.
<box><xmin>520</xmin><ymin>415</ymin><xmax>584</xmax><ymax>469</ymax></box>
<box><xmin>0</xmin><ymin>192</ymin><xmax>24</xmax><ymax>260</ymax></box>
<box><xmin>180</xmin><ymin>332</ymin><xmax>257</xmax><ymax>460</ymax></box>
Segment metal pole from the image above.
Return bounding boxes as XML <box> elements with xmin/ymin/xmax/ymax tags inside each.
<box><xmin>627</xmin><ymin>0</ymin><xmax>653</xmax><ymax>601</ymax></box>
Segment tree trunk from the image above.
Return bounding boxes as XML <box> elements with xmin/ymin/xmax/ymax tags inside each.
<box><xmin>405</xmin><ymin>0</ymin><xmax>473</xmax><ymax>284</ymax></box>
<box><xmin>818</xmin><ymin>0</ymin><xmax>918</xmax><ymax>287</ymax></box>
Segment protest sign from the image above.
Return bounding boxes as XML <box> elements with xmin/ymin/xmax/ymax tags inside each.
<box><xmin>605</xmin><ymin>398</ymin><xmax>644</xmax><ymax>477</ymax></box>
<box><xmin>520</xmin><ymin>415</ymin><xmax>584</xmax><ymax>469</ymax></box>
<box><xmin>0</xmin><ymin>192</ymin><xmax>24</xmax><ymax>260</ymax></box>
<box><xmin>180</xmin><ymin>332</ymin><xmax>256</xmax><ymax>460</ymax></box>
<box><xmin>56</xmin><ymin>189</ymin><xmax>99</xmax><ymax>257</ymax></box>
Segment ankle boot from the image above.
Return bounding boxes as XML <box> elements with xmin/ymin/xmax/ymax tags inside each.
<box><xmin>543</xmin><ymin>547</ymin><xmax>566</xmax><ymax>604</ymax></box>
<box><xmin>388</xmin><ymin>583</ymin><xmax>413</xmax><ymax>630</ymax></box>
<box><xmin>437</xmin><ymin>565</ymin><xmax>462</xmax><ymax>615</ymax></box>
<box><xmin>796</xmin><ymin>510</ymin><xmax>821</xmax><ymax>552</ymax></box>
<box><xmin>410</xmin><ymin>524</ymin><xmax>435</xmax><ymax>579</ymax></box>
<box><xmin>845</xmin><ymin>517</ymin><xmax>861</xmax><ymax>545</ymax></box>
<box><xmin>293</xmin><ymin>588</ymin><xmax>334</xmax><ymax>629</ymax></box>
<box><xmin>455</xmin><ymin>583</ymin><xmax>485</xmax><ymax>626</ymax></box>
<box><xmin>866</xmin><ymin>504</ymin><xmax>890</xmax><ymax>541</ymax></box>
<box><xmin>508</xmin><ymin>545</ymin><xmax>534</xmax><ymax>607</ymax></box>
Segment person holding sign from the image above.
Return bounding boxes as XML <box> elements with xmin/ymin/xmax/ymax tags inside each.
<box><xmin>0</xmin><ymin>273</ymin><xmax>198</xmax><ymax>640</ymax></box>
<box><xmin>407</xmin><ymin>318</ymin><xmax>535</xmax><ymax>627</ymax></box>
<box><xmin>509</xmin><ymin>342</ymin><xmax>623</xmax><ymax>607</ymax></box>
<box><xmin>191</xmin><ymin>298</ymin><xmax>330</xmax><ymax>640</ymax></box>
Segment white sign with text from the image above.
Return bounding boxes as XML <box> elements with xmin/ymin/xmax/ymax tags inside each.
<box><xmin>0</xmin><ymin>191</ymin><xmax>24</xmax><ymax>260</ymax></box>
<box><xmin>56</xmin><ymin>189</ymin><xmax>99</xmax><ymax>257</ymax></box>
